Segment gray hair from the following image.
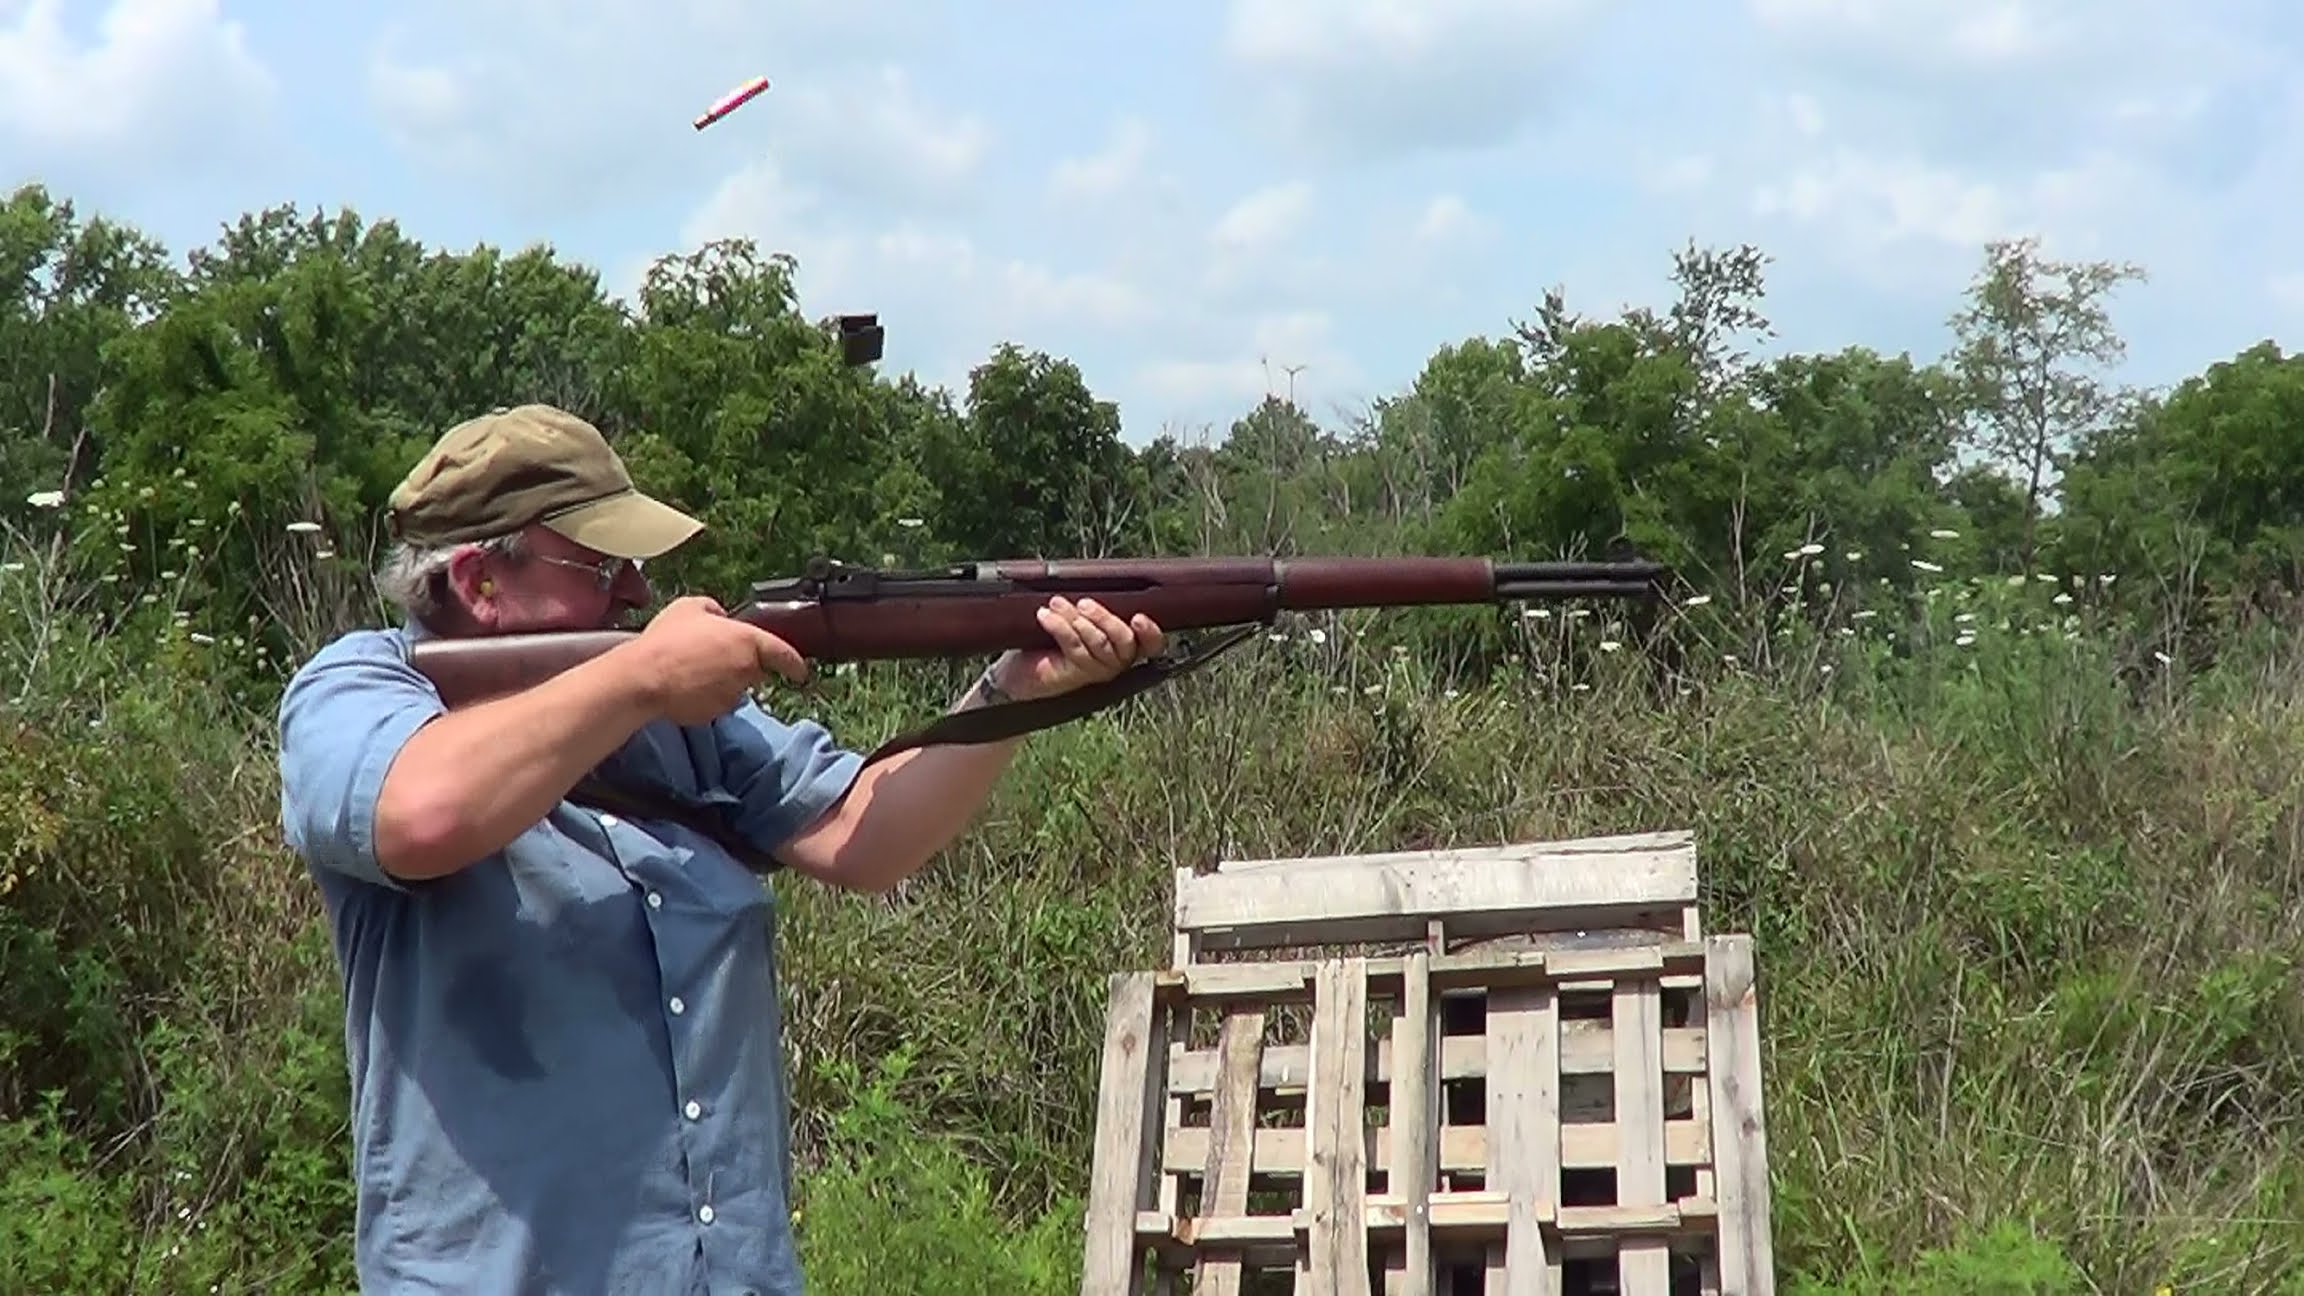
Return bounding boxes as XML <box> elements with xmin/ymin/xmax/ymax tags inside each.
<box><xmin>375</xmin><ymin>530</ymin><xmax>530</xmax><ymax>623</ymax></box>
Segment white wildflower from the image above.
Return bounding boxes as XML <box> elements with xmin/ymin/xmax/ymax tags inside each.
<box><xmin>25</xmin><ymin>489</ymin><xmax>63</xmax><ymax>508</ymax></box>
<box><xmin>1912</xmin><ymin>559</ymin><xmax>1943</xmax><ymax>573</ymax></box>
<box><xmin>1930</xmin><ymin>528</ymin><xmax>1960</xmax><ymax>539</ymax></box>
<box><xmin>285</xmin><ymin>520</ymin><xmax>322</xmax><ymax>535</ymax></box>
<box><xmin>2052</xmin><ymin>592</ymin><xmax>2072</xmax><ymax>605</ymax></box>
<box><xmin>1307</xmin><ymin>628</ymin><xmax>1327</xmax><ymax>645</ymax></box>
<box><xmin>1600</xmin><ymin>640</ymin><xmax>1622</xmax><ymax>652</ymax></box>
<box><xmin>1683</xmin><ymin>593</ymin><xmax>1711</xmax><ymax>607</ymax></box>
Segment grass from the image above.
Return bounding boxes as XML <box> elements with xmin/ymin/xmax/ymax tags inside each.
<box><xmin>1</xmin><ymin>530</ymin><xmax>2302</xmax><ymax>1292</ymax></box>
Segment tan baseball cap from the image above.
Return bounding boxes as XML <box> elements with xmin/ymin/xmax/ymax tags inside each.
<box><xmin>386</xmin><ymin>404</ymin><xmax>703</xmax><ymax>559</ymax></box>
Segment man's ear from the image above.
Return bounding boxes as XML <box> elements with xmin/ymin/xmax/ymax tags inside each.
<box><xmin>442</xmin><ymin>546</ymin><xmax>499</xmax><ymax>628</ymax></box>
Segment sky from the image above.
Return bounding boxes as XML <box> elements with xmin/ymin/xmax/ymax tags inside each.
<box><xmin>5</xmin><ymin>0</ymin><xmax>2303</xmax><ymax>447</ymax></box>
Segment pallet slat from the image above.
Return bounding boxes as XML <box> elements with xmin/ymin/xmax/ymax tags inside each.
<box><xmin>1080</xmin><ymin>832</ymin><xmax>1777</xmax><ymax>1296</ymax></box>
<box><xmin>1304</xmin><ymin>960</ymin><xmax>1371</xmax><ymax>1291</ymax></box>
<box><xmin>1173</xmin><ymin>832</ymin><xmax>1699</xmax><ymax>953</ymax></box>
<box><xmin>1705</xmin><ymin>935</ymin><xmax>1777</xmax><ymax>1294</ymax></box>
<box><xmin>1083</xmin><ymin>972</ymin><xmax>1161</xmax><ymax>1294</ymax></box>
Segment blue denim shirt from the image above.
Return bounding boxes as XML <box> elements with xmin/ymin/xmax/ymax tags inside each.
<box><xmin>277</xmin><ymin>625</ymin><xmax>864</xmax><ymax>1295</ymax></box>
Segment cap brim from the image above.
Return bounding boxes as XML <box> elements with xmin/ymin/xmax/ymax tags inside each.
<box><xmin>539</xmin><ymin>490</ymin><xmax>704</xmax><ymax>560</ymax></box>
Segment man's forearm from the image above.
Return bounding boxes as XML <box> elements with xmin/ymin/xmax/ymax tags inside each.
<box><xmin>375</xmin><ymin>646</ymin><xmax>661</xmax><ymax>880</ymax></box>
<box><xmin>779</xmin><ymin>668</ymin><xmax>1028</xmax><ymax>891</ymax></box>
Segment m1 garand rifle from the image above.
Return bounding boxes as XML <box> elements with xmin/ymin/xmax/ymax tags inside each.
<box><xmin>408</xmin><ymin>553</ymin><xmax>1671</xmax><ymax>760</ymax></box>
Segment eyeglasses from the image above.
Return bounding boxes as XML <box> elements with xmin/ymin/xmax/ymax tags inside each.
<box><xmin>532</xmin><ymin>553</ymin><xmax>643</xmax><ymax>591</ymax></box>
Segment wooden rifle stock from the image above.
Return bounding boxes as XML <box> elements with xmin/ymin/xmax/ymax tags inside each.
<box><xmin>408</xmin><ymin>554</ymin><xmax>1672</xmax><ymax>714</ymax></box>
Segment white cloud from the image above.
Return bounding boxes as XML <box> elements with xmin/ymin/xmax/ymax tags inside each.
<box><xmin>1137</xmin><ymin>309</ymin><xmax>1359</xmax><ymax>423</ymax></box>
<box><xmin>1753</xmin><ymin>150</ymin><xmax>2015</xmax><ymax>251</ymax></box>
<box><xmin>760</xmin><ymin>65</ymin><xmax>993</xmax><ymax>210</ymax></box>
<box><xmin>361</xmin><ymin>0</ymin><xmax>960</xmax><ymax>219</ymax></box>
<box><xmin>0</xmin><ymin>0</ymin><xmax>275</xmax><ymax>166</ymax></box>
<box><xmin>1049</xmin><ymin>117</ymin><xmax>1155</xmax><ymax>203</ymax></box>
<box><xmin>1644</xmin><ymin>155</ymin><xmax>1716</xmax><ymax>194</ymax></box>
<box><xmin>1747</xmin><ymin>0</ymin><xmax>2061</xmax><ymax>63</ymax></box>
<box><xmin>1211</xmin><ymin>182</ymin><xmax>1312</xmax><ymax>250</ymax></box>
<box><xmin>1221</xmin><ymin>0</ymin><xmax>1607</xmax><ymax>157</ymax></box>
<box><xmin>1413</xmin><ymin>195</ymin><xmax>1484</xmax><ymax>246</ymax></box>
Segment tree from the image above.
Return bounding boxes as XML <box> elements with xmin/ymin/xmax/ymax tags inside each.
<box><xmin>0</xmin><ymin>184</ymin><xmax>179</xmax><ymax>515</ymax></box>
<box><xmin>2059</xmin><ymin>341</ymin><xmax>2304</xmax><ymax>596</ymax></box>
<box><xmin>1947</xmin><ymin>237</ymin><xmax>2144</xmax><ymax>567</ymax></box>
<box><xmin>920</xmin><ymin>343</ymin><xmax>1134</xmax><ymax>558</ymax></box>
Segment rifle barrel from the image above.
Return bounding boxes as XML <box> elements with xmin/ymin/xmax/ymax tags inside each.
<box><xmin>1494</xmin><ymin>579</ymin><xmax>1664</xmax><ymax>600</ymax></box>
<box><xmin>1492</xmin><ymin>560</ymin><xmax>1669</xmax><ymax>601</ymax></box>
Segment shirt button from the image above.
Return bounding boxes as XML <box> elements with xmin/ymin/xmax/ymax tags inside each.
<box><xmin>669</xmin><ymin>997</ymin><xmax>685</xmax><ymax>1015</ymax></box>
<box><xmin>600</xmin><ymin>813</ymin><xmax>620</xmax><ymax>828</ymax></box>
<box><xmin>684</xmin><ymin>1100</ymin><xmax>702</xmax><ymax>1120</ymax></box>
<box><xmin>698</xmin><ymin>1205</ymin><xmax>715</xmax><ymax>1225</ymax></box>
<box><xmin>647</xmin><ymin>892</ymin><xmax>663</xmax><ymax>909</ymax></box>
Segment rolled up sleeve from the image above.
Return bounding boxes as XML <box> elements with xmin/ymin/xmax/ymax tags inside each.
<box><xmin>714</xmin><ymin>703</ymin><xmax>864</xmax><ymax>851</ymax></box>
<box><xmin>278</xmin><ymin>631</ymin><xmax>445</xmax><ymax>890</ymax></box>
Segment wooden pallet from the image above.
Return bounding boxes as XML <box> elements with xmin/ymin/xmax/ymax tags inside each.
<box><xmin>1080</xmin><ymin>830</ymin><xmax>1776</xmax><ymax>1295</ymax></box>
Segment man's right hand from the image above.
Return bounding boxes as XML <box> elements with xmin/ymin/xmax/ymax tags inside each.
<box><xmin>625</xmin><ymin>596</ymin><xmax>810</xmax><ymax>725</ymax></box>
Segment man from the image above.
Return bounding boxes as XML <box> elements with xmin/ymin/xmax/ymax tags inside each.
<box><xmin>277</xmin><ymin>403</ymin><xmax>1163</xmax><ymax>1295</ymax></box>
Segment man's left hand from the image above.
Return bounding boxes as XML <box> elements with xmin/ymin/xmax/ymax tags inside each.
<box><xmin>989</xmin><ymin>596</ymin><xmax>1166</xmax><ymax>701</ymax></box>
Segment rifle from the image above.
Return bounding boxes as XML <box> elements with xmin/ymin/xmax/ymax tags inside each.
<box><xmin>408</xmin><ymin>553</ymin><xmax>1669</xmax><ymax>759</ymax></box>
